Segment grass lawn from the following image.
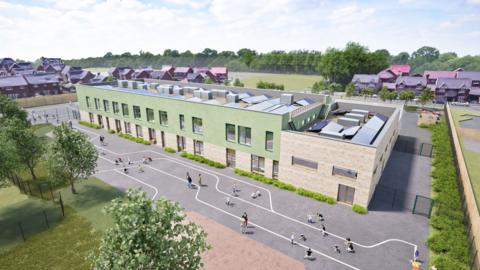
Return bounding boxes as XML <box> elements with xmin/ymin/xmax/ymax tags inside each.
<box><xmin>0</xmin><ymin>207</ymin><xmax>101</xmax><ymax>270</ymax></box>
<box><xmin>86</xmin><ymin>67</ymin><xmax>110</xmax><ymax>74</ymax></box>
<box><xmin>31</xmin><ymin>123</ymin><xmax>55</xmax><ymax>137</ymax></box>
<box><xmin>230</xmin><ymin>72</ymin><xmax>322</xmax><ymax>91</ymax></box>
<box><xmin>450</xmin><ymin>108</ymin><xmax>480</xmax><ymax>208</ymax></box>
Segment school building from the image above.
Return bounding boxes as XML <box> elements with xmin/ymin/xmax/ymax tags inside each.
<box><xmin>77</xmin><ymin>80</ymin><xmax>401</xmax><ymax>207</ymax></box>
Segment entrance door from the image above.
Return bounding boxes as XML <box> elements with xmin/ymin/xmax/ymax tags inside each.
<box><xmin>160</xmin><ymin>131</ymin><xmax>165</xmax><ymax>147</ymax></box>
<box><xmin>115</xmin><ymin>119</ymin><xmax>122</xmax><ymax>132</ymax></box>
<box><xmin>177</xmin><ymin>135</ymin><xmax>185</xmax><ymax>151</ymax></box>
<box><xmin>97</xmin><ymin>115</ymin><xmax>103</xmax><ymax>127</ymax></box>
<box><xmin>105</xmin><ymin>117</ymin><xmax>110</xmax><ymax>130</ymax></box>
<box><xmin>148</xmin><ymin>128</ymin><xmax>156</xmax><ymax>144</ymax></box>
<box><xmin>89</xmin><ymin>113</ymin><xmax>94</xmax><ymax>123</ymax></box>
<box><xmin>226</xmin><ymin>148</ymin><xmax>236</xmax><ymax>167</ymax></box>
<box><xmin>337</xmin><ymin>184</ymin><xmax>355</xmax><ymax>205</ymax></box>
<box><xmin>135</xmin><ymin>124</ymin><xmax>143</xmax><ymax>138</ymax></box>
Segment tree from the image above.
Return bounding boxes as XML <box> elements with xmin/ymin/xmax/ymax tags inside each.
<box><xmin>387</xmin><ymin>91</ymin><xmax>397</xmax><ymax>102</ymax></box>
<box><xmin>391</xmin><ymin>52</ymin><xmax>410</xmax><ymax>64</ymax></box>
<box><xmin>91</xmin><ymin>189</ymin><xmax>209</xmax><ymax>270</ymax></box>
<box><xmin>2</xmin><ymin>118</ymin><xmax>43</xmax><ymax>181</ymax></box>
<box><xmin>237</xmin><ymin>48</ymin><xmax>256</xmax><ymax>67</ymax></box>
<box><xmin>233</xmin><ymin>78</ymin><xmax>244</xmax><ymax>87</ymax></box>
<box><xmin>0</xmin><ymin>133</ymin><xmax>19</xmax><ymax>187</ymax></box>
<box><xmin>361</xmin><ymin>87</ymin><xmax>373</xmax><ymax>98</ymax></box>
<box><xmin>47</xmin><ymin>124</ymin><xmax>97</xmax><ymax>194</ymax></box>
<box><xmin>0</xmin><ymin>94</ymin><xmax>28</xmax><ymax>125</ymax></box>
<box><xmin>311</xmin><ymin>80</ymin><xmax>328</xmax><ymax>93</ymax></box>
<box><xmin>200</xmin><ymin>48</ymin><xmax>218</xmax><ymax>57</ymax></box>
<box><xmin>120</xmin><ymin>52</ymin><xmax>132</xmax><ymax>57</ymax></box>
<box><xmin>345</xmin><ymin>82</ymin><xmax>355</xmax><ymax>97</ymax></box>
<box><xmin>419</xmin><ymin>88</ymin><xmax>434</xmax><ymax>107</ymax></box>
<box><xmin>204</xmin><ymin>77</ymin><xmax>214</xmax><ymax>84</ymax></box>
<box><xmin>180</xmin><ymin>50</ymin><xmax>193</xmax><ymax>57</ymax></box>
<box><xmin>103</xmin><ymin>52</ymin><xmax>113</xmax><ymax>58</ymax></box>
<box><xmin>399</xmin><ymin>90</ymin><xmax>415</xmax><ymax>105</ymax></box>
<box><xmin>328</xmin><ymin>83</ymin><xmax>343</xmax><ymax>92</ymax></box>
<box><xmin>378</xmin><ymin>86</ymin><xmax>390</xmax><ymax>102</ymax></box>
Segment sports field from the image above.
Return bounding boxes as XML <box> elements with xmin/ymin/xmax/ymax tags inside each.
<box><xmin>230</xmin><ymin>72</ymin><xmax>322</xmax><ymax>92</ymax></box>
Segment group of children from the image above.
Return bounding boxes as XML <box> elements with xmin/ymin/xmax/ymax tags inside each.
<box><xmin>115</xmin><ymin>156</ymin><xmax>153</xmax><ymax>174</ymax></box>
<box><xmin>186</xmin><ymin>172</ymin><xmax>203</xmax><ymax>189</ymax></box>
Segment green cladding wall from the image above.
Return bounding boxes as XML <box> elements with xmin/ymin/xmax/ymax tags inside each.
<box><xmin>77</xmin><ymin>85</ymin><xmax>286</xmax><ymax>160</ymax></box>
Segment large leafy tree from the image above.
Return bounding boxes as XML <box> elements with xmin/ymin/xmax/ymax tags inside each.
<box><xmin>345</xmin><ymin>82</ymin><xmax>355</xmax><ymax>97</ymax></box>
<box><xmin>2</xmin><ymin>118</ymin><xmax>43</xmax><ymax>181</ymax></box>
<box><xmin>378</xmin><ymin>86</ymin><xmax>390</xmax><ymax>102</ymax></box>
<box><xmin>0</xmin><ymin>133</ymin><xmax>19</xmax><ymax>187</ymax></box>
<box><xmin>91</xmin><ymin>189</ymin><xmax>209</xmax><ymax>270</ymax></box>
<box><xmin>47</xmin><ymin>124</ymin><xmax>97</xmax><ymax>194</ymax></box>
<box><xmin>0</xmin><ymin>94</ymin><xmax>28</xmax><ymax>125</ymax></box>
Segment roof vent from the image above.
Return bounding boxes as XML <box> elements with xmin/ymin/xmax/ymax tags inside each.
<box><xmin>193</xmin><ymin>90</ymin><xmax>202</xmax><ymax>98</ymax></box>
<box><xmin>226</xmin><ymin>93</ymin><xmax>239</xmax><ymax>103</ymax></box>
<box><xmin>173</xmin><ymin>87</ymin><xmax>184</xmax><ymax>96</ymax></box>
<box><xmin>200</xmin><ymin>90</ymin><xmax>213</xmax><ymax>100</ymax></box>
<box><xmin>280</xmin><ymin>93</ymin><xmax>294</xmax><ymax>105</ymax></box>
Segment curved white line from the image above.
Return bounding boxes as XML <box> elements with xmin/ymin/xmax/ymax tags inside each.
<box><xmin>77</xmin><ymin>125</ymin><xmax>418</xmax><ymax>254</ymax></box>
<box><xmin>113</xmin><ymin>169</ymin><xmax>159</xmax><ymax>200</ymax></box>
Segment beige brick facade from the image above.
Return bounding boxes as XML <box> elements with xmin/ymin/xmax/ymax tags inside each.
<box><xmin>80</xmin><ymin>110</ymin><xmax>90</xmax><ymax>122</ymax></box>
<box><xmin>236</xmin><ymin>150</ymin><xmax>251</xmax><ymax>172</ymax></box>
<box><xmin>204</xmin><ymin>142</ymin><xmax>227</xmax><ymax>165</ymax></box>
<box><xmin>264</xmin><ymin>158</ymin><xmax>274</xmax><ymax>178</ymax></box>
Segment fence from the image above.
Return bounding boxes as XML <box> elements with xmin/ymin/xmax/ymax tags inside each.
<box><xmin>370</xmin><ymin>184</ymin><xmax>434</xmax><ymax>218</ymax></box>
<box><xmin>11</xmin><ymin>176</ymin><xmax>57</xmax><ymax>202</ymax></box>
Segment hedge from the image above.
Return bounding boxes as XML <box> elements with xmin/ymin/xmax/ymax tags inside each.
<box><xmin>164</xmin><ymin>147</ymin><xmax>176</xmax><ymax>153</ymax></box>
<box><xmin>117</xmin><ymin>132</ymin><xmax>151</xmax><ymax>145</ymax></box>
<box><xmin>180</xmin><ymin>152</ymin><xmax>225</xmax><ymax>168</ymax></box>
<box><xmin>107</xmin><ymin>129</ymin><xmax>116</xmax><ymax>134</ymax></box>
<box><xmin>352</xmin><ymin>204</ymin><xmax>368</xmax><ymax>214</ymax></box>
<box><xmin>426</xmin><ymin>120</ymin><xmax>469</xmax><ymax>269</ymax></box>
<box><xmin>233</xmin><ymin>168</ymin><xmax>336</xmax><ymax>205</ymax></box>
<box><xmin>79</xmin><ymin>120</ymin><xmax>101</xmax><ymax>129</ymax></box>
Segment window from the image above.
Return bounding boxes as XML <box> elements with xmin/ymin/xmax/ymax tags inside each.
<box><xmin>265</xmin><ymin>131</ymin><xmax>274</xmax><ymax>151</ymax></box>
<box><xmin>238</xmin><ymin>126</ymin><xmax>251</xmax><ymax>145</ymax></box>
<box><xmin>194</xmin><ymin>140</ymin><xmax>204</xmax><ymax>156</ymax></box>
<box><xmin>332</xmin><ymin>166</ymin><xmax>358</xmax><ymax>179</ymax></box>
<box><xmin>124</xmin><ymin>121</ymin><xmax>131</xmax><ymax>134</ymax></box>
<box><xmin>192</xmin><ymin>117</ymin><xmax>203</xmax><ymax>133</ymax></box>
<box><xmin>133</xmin><ymin>105</ymin><xmax>141</xmax><ymax>119</ymax></box>
<box><xmin>122</xmin><ymin>103</ymin><xmax>129</xmax><ymax>116</ymax></box>
<box><xmin>179</xmin><ymin>114</ymin><xmax>185</xmax><ymax>130</ymax></box>
<box><xmin>159</xmin><ymin>111</ymin><xmax>168</xmax><ymax>126</ymax></box>
<box><xmin>226</xmin><ymin>124</ymin><xmax>235</xmax><ymax>142</ymax></box>
<box><xmin>292</xmin><ymin>156</ymin><xmax>318</xmax><ymax>170</ymax></box>
<box><xmin>112</xmin><ymin>102</ymin><xmax>119</xmax><ymax>114</ymax></box>
<box><xmin>146</xmin><ymin>108</ymin><xmax>155</xmax><ymax>123</ymax></box>
<box><xmin>273</xmin><ymin>160</ymin><xmax>279</xmax><ymax>179</ymax></box>
<box><xmin>251</xmin><ymin>155</ymin><xmax>265</xmax><ymax>173</ymax></box>
<box><xmin>86</xmin><ymin>96</ymin><xmax>91</xmax><ymax>108</ymax></box>
<box><xmin>135</xmin><ymin>124</ymin><xmax>143</xmax><ymax>138</ymax></box>
<box><xmin>94</xmin><ymin>98</ymin><xmax>100</xmax><ymax>110</ymax></box>
<box><xmin>103</xmin><ymin>100</ymin><xmax>110</xmax><ymax>112</ymax></box>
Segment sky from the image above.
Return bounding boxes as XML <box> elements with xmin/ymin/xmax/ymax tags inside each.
<box><xmin>1</xmin><ymin>0</ymin><xmax>479</xmax><ymax>61</ymax></box>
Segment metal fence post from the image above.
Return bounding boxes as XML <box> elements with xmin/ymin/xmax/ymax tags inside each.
<box><xmin>412</xmin><ymin>195</ymin><xmax>418</xmax><ymax>215</ymax></box>
<box><xmin>18</xmin><ymin>222</ymin><xmax>26</xmax><ymax>241</ymax></box>
<box><xmin>59</xmin><ymin>192</ymin><xmax>65</xmax><ymax>217</ymax></box>
<box><xmin>43</xmin><ymin>210</ymin><xmax>50</xmax><ymax>229</ymax></box>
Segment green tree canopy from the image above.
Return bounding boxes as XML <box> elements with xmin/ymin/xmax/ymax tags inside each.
<box><xmin>378</xmin><ymin>86</ymin><xmax>390</xmax><ymax>102</ymax></box>
<box><xmin>0</xmin><ymin>133</ymin><xmax>19</xmax><ymax>186</ymax></box>
<box><xmin>233</xmin><ymin>78</ymin><xmax>244</xmax><ymax>87</ymax></box>
<box><xmin>47</xmin><ymin>124</ymin><xmax>97</xmax><ymax>193</ymax></box>
<box><xmin>345</xmin><ymin>82</ymin><xmax>355</xmax><ymax>97</ymax></box>
<box><xmin>0</xmin><ymin>94</ymin><xmax>28</xmax><ymax>125</ymax></box>
<box><xmin>399</xmin><ymin>90</ymin><xmax>415</xmax><ymax>105</ymax></box>
<box><xmin>419</xmin><ymin>88</ymin><xmax>434</xmax><ymax>106</ymax></box>
<box><xmin>91</xmin><ymin>189</ymin><xmax>209</xmax><ymax>270</ymax></box>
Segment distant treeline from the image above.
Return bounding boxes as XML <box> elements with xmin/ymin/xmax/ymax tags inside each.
<box><xmin>64</xmin><ymin>43</ymin><xmax>480</xmax><ymax>85</ymax></box>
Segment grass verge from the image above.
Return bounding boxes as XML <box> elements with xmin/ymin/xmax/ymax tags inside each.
<box><xmin>233</xmin><ymin>168</ymin><xmax>336</xmax><ymax>205</ymax></box>
<box><xmin>79</xmin><ymin>120</ymin><xmax>101</xmax><ymax>129</ymax></box>
<box><xmin>118</xmin><ymin>132</ymin><xmax>151</xmax><ymax>145</ymax></box>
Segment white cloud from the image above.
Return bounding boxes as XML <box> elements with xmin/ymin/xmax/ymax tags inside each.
<box><xmin>398</xmin><ymin>0</ymin><xmax>416</xmax><ymax>4</ymax></box>
<box><xmin>467</xmin><ymin>0</ymin><xmax>480</xmax><ymax>5</ymax></box>
<box><xmin>328</xmin><ymin>4</ymin><xmax>376</xmax><ymax>25</ymax></box>
<box><xmin>164</xmin><ymin>0</ymin><xmax>211</xmax><ymax>9</ymax></box>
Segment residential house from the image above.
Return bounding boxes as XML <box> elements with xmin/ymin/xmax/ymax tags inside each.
<box><xmin>378</xmin><ymin>69</ymin><xmax>397</xmax><ymax>84</ymax></box>
<box><xmin>108</xmin><ymin>67</ymin><xmax>134</xmax><ymax>80</ymax></box>
<box><xmin>133</xmin><ymin>68</ymin><xmax>153</xmax><ymax>80</ymax></box>
<box><xmin>435</xmin><ymin>78</ymin><xmax>471</xmax><ymax>103</ymax></box>
<box><xmin>457</xmin><ymin>71</ymin><xmax>480</xmax><ymax>102</ymax></box>
<box><xmin>351</xmin><ymin>74</ymin><xmax>381</xmax><ymax>93</ymax></box>
<box><xmin>395</xmin><ymin>76</ymin><xmax>427</xmax><ymax>96</ymax></box>
<box><xmin>38</xmin><ymin>57</ymin><xmax>65</xmax><ymax>70</ymax></box>
<box><xmin>200</xmin><ymin>70</ymin><xmax>218</xmax><ymax>83</ymax></box>
<box><xmin>193</xmin><ymin>67</ymin><xmax>210</xmax><ymax>73</ymax></box>
<box><xmin>173</xmin><ymin>66</ymin><xmax>193</xmax><ymax>80</ymax></box>
<box><xmin>389</xmin><ymin>64</ymin><xmax>410</xmax><ymax>76</ymax></box>
<box><xmin>0</xmin><ymin>58</ymin><xmax>16</xmax><ymax>70</ymax></box>
<box><xmin>62</xmin><ymin>66</ymin><xmax>95</xmax><ymax>83</ymax></box>
<box><xmin>10</xmin><ymin>62</ymin><xmax>34</xmax><ymax>75</ymax></box>
<box><xmin>24</xmin><ymin>73</ymin><xmax>61</xmax><ymax>96</ymax></box>
<box><xmin>210</xmin><ymin>67</ymin><xmax>228</xmax><ymax>82</ymax></box>
<box><xmin>423</xmin><ymin>70</ymin><xmax>457</xmax><ymax>85</ymax></box>
<box><xmin>0</xmin><ymin>75</ymin><xmax>29</xmax><ymax>98</ymax></box>
<box><xmin>161</xmin><ymin>65</ymin><xmax>175</xmax><ymax>74</ymax></box>
<box><xmin>0</xmin><ymin>67</ymin><xmax>8</xmax><ymax>76</ymax></box>
<box><xmin>90</xmin><ymin>73</ymin><xmax>109</xmax><ymax>83</ymax></box>
<box><xmin>150</xmin><ymin>70</ymin><xmax>174</xmax><ymax>81</ymax></box>
<box><xmin>184</xmin><ymin>73</ymin><xmax>204</xmax><ymax>83</ymax></box>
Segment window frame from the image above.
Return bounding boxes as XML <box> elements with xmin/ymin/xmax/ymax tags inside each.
<box><xmin>159</xmin><ymin>111</ymin><xmax>168</xmax><ymax>126</ymax></box>
<box><xmin>86</xmin><ymin>96</ymin><xmax>91</xmax><ymax>108</ymax></box>
<box><xmin>122</xmin><ymin>103</ymin><xmax>129</xmax><ymax>117</ymax></box>
<box><xmin>265</xmin><ymin>131</ymin><xmax>274</xmax><ymax>151</ymax></box>
<box><xmin>291</xmin><ymin>156</ymin><xmax>318</xmax><ymax>170</ymax></box>
<box><xmin>192</xmin><ymin>117</ymin><xmax>203</xmax><ymax>134</ymax></box>
<box><xmin>332</xmin><ymin>166</ymin><xmax>358</xmax><ymax>179</ymax></box>
<box><xmin>226</xmin><ymin>123</ymin><xmax>236</xmax><ymax>142</ymax></box>
<box><xmin>133</xmin><ymin>105</ymin><xmax>141</xmax><ymax>119</ymax></box>
<box><xmin>179</xmin><ymin>114</ymin><xmax>185</xmax><ymax>130</ymax></box>
<box><xmin>146</xmin><ymin>108</ymin><xmax>155</xmax><ymax>123</ymax></box>
<box><xmin>103</xmin><ymin>99</ymin><xmax>110</xmax><ymax>112</ymax></box>
<box><xmin>251</xmin><ymin>155</ymin><xmax>265</xmax><ymax>173</ymax></box>
<box><xmin>238</xmin><ymin>126</ymin><xmax>251</xmax><ymax>146</ymax></box>
<box><xmin>112</xmin><ymin>101</ymin><xmax>119</xmax><ymax>114</ymax></box>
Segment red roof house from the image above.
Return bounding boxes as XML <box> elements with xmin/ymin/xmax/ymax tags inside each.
<box><xmin>210</xmin><ymin>67</ymin><xmax>228</xmax><ymax>82</ymax></box>
<box><xmin>389</xmin><ymin>64</ymin><xmax>410</xmax><ymax>76</ymax></box>
<box><xmin>423</xmin><ymin>70</ymin><xmax>457</xmax><ymax>84</ymax></box>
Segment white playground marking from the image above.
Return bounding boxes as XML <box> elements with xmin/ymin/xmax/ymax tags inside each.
<box><xmin>113</xmin><ymin>162</ymin><xmax>361</xmax><ymax>270</ymax></box>
<box><xmin>76</xmin><ymin>125</ymin><xmax>418</xmax><ymax>253</ymax></box>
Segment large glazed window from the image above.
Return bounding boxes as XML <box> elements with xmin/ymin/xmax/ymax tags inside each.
<box><xmin>332</xmin><ymin>166</ymin><xmax>358</xmax><ymax>179</ymax></box>
<box><xmin>238</xmin><ymin>126</ymin><xmax>251</xmax><ymax>146</ymax></box>
<box><xmin>265</xmin><ymin>131</ymin><xmax>274</xmax><ymax>151</ymax></box>
<box><xmin>291</xmin><ymin>156</ymin><xmax>318</xmax><ymax>170</ymax></box>
<box><xmin>103</xmin><ymin>100</ymin><xmax>110</xmax><ymax>112</ymax></box>
<box><xmin>133</xmin><ymin>106</ymin><xmax>141</xmax><ymax>119</ymax></box>
<box><xmin>112</xmin><ymin>102</ymin><xmax>119</xmax><ymax>114</ymax></box>
<box><xmin>122</xmin><ymin>103</ymin><xmax>129</xmax><ymax>116</ymax></box>
<box><xmin>251</xmin><ymin>155</ymin><xmax>265</xmax><ymax>173</ymax></box>
<box><xmin>192</xmin><ymin>117</ymin><xmax>203</xmax><ymax>134</ymax></box>
<box><xmin>159</xmin><ymin>111</ymin><xmax>168</xmax><ymax>126</ymax></box>
<box><xmin>146</xmin><ymin>108</ymin><xmax>155</xmax><ymax>123</ymax></box>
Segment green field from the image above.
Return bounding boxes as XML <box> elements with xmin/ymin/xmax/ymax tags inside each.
<box><xmin>231</xmin><ymin>72</ymin><xmax>322</xmax><ymax>92</ymax></box>
<box><xmin>451</xmin><ymin>108</ymin><xmax>480</xmax><ymax>208</ymax></box>
<box><xmin>86</xmin><ymin>67</ymin><xmax>110</xmax><ymax>74</ymax></box>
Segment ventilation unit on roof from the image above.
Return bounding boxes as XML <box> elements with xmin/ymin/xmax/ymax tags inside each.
<box><xmin>226</xmin><ymin>93</ymin><xmax>239</xmax><ymax>103</ymax></box>
<box><xmin>200</xmin><ymin>90</ymin><xmax>213</xmax><ymax>100</ymax></box>
<box><xmin>193</xmin><ymin>90</ymin><xmax>202</xmax><ymax>98</ymax></box>
<box><xmin>173</xmin><ymin>87</ymin><xmax>184</xmax><ymax>96</ymax></box>
<box><xmin>149</xmin><ymin>83</ymin><xmax>159</xmax><ymax>90</ymax></box>
<box><xmin>280</xmin><ymin>94</ymin><xmax>294</xmax><ymax>105</ymax></box>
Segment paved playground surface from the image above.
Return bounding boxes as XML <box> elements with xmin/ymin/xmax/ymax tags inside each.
<box><xmin>27</xmin><ymin>104</ymin><xmax>429</xmax><ymax>270</ymax></box>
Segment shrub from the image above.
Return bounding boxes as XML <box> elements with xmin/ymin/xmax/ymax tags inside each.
<box><xmin>426</xmin><ymin>119</ymin><xmax>469</xmax><ymax>269</ymax></box>
<box><xmin>418</xmin><ymin>123</ymin><xmax>431</xmax><ymax>129</ymax></box>
<box><xmin>233</xmin><ymin>169</ymin><xmax>336</xmax><ymax>205</ymax></box>
<box><xmin>79</xmin><ymin>120</ymin><xmax>101</xmax><ymax>129</ymax></box>
<box><xmin>352</xmin><ymin>204</ymin><xmax>368</xmax><ymax>214</ymax></box>
<box><xmin>164</xmin><ymin>147</ymin><xmax>176</xmax><ymax>153</ymax></box>
<box><xmin>108</xmin><ymin>129</ymin><xmax>116</xmax><ymax>134</ymax></box>
<box><xmin>180</xmin><ymin>152</ymin><xmax>225</xmax><ymax>169</ymax></box>
<box><xmin>117</xmin><ymin>132</ymin><xmax>151</xmax><ymax>145</ymax></box>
